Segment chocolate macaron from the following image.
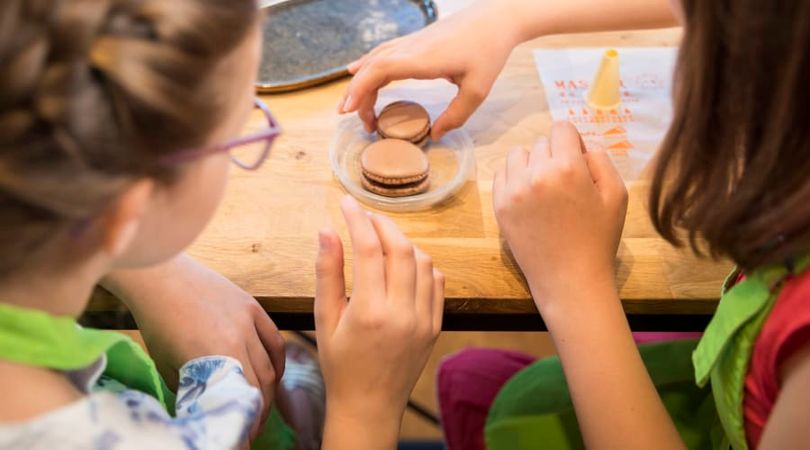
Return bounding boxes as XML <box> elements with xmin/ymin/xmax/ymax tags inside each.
<box><xmin>360</xmin><ymin>139</ymin><xmax>430</xmax><ymax>197</ymax></box>
<box><xmin>377</xmin><ymin>101</ymin><xmax>431</xmax><ymax>147</ymax></box>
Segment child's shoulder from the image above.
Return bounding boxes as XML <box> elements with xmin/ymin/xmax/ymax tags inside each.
<box><xmin>752</xmin><ymin>264</ymin><xmax>810</xmax><ymax>380</ymax></box>
<box><xmin>0</xmin><ymin>360</ymin><xmax>82</xmax><ymax>423</ymax></box>
<box><xmin>742</xmin><ymin>265</ymin><xmax>810</xmax><ymax>445</ymax></box>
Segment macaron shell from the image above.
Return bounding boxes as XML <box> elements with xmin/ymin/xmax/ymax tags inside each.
<box><xmin>360</xmin><ymin>139</ymin><xmax>430</xmax><ymax>181</ymax></box>
<box><xmin>379</xmin><ymin>123</ymin><xmax>431</xmax><ymax>147</ymax></box>
<box><xmin>361</xmin><ymin>174</ymin><xmax>431</xmax><ymax>197</ymax></box>
<box><xmin>377</xmin><ymin>101</ymin><xmax>431</xmax><ymax>142</ymax></box>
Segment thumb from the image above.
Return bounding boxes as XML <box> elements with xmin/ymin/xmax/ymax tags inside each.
<box><xmin>315</xmin><ymin>228</ymin><xmax>346</xmax><ymax>336</ymax></box>
<box><xmin>431</xmin><ymin>79</ymin><xmax>488</xmax><ymax>140</ymax></box>
<box><xmin>583</xmin><ymin>150</ymin><xmax>627</xmax><ymax>203</ymax></box>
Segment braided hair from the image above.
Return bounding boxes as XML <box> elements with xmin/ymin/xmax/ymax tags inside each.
<box><xmin>0</xmin><ymin>0</ymin><xmax>258</xmax><ymax>275</ymax></box>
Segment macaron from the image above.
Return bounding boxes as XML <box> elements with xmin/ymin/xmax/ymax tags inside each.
<box><xmin>377</xmin><ymin>101</ymin><xmax>431</xmax><ymax>147</ymax></box>
<box><xmin>360</xmin><ymin>138</ymin><xmax>430</xmax><ymax>197</ymax></box>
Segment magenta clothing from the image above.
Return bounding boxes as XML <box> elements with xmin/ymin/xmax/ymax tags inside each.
<box><xmin>437</xmin><ymin>332</ymin><xmax>701</xmax><ymax>450</ymax></box>
<box><xmin>438</xmin><ymin>349</ymin><xmax>535</xmax><ymax>450</ymax></box>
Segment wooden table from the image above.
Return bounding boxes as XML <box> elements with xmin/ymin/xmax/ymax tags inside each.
<box><xmin>86</xmin><ymin>2</ymin><xmax>732</xmax><ymax>331</ymax></box>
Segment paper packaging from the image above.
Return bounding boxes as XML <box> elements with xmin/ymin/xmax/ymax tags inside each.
<box><xmin>534</xmin><ymin>47</ymin><xmax>677</xmax><ymax>180</ymax></box>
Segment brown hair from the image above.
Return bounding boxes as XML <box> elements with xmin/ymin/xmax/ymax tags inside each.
<box><xmin>650</xmin><ymin>0</ymin><xmax>810</xmax><ymax>269</ymax></box>
<box><xmin>0</xmin><ymin>0</ymin><xmax>258</xmax><ymax>275</ymax></box>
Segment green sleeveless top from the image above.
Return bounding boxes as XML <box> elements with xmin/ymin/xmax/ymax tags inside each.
<box><xmin>693</xmin><ymin>254</ymin><xmax>810</xmax><ymax>450</ymax></box>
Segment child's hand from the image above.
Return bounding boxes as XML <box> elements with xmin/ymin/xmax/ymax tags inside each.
<box><xmin>102</xmin><ymin>255</ymin><xmax>285</xmax><ymax>434</ymax></box>
<box><xmin>315</xmin><ymin>196</ymin><xmax>444</xmax><ymax>448</ymax></box>
<box><xmin>493</xmin><ymin>122</ymin><xmax>628</xmax><ymax>307</ymax></box>
<box><xmin>338</xmin><ymin>2</ymin><xmax>521</xmax><ymax>139</ymax></box>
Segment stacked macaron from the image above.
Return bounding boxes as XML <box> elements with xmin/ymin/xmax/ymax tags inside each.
<box><xmin>359</xmin><ymin>100</ymin><xmax>433</xmax><ymax>198</ymax></box>
<box><xmin>360</xmin><ymin>139</ymin><xmax>430</xmax><ymax>197</ymax></box>
<box><xmin>376</xmin><ymin>101</ymin><xmax>431</xmax><ymax>147</ymax></box>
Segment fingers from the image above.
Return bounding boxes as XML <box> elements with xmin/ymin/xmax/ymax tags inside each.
<box><xmin>431</xmin><ymin>80</ymin><xmax>488</xmax><ymax>140</ymax></box>
<box><xmin>549</xmin><ymin>121</ymin><xmax>587</xmax><ymax>164</ymax></box>
<box><xmin>492</xmin><ymin>166</ymin><xmax>506</xmax><ymax>210</ymax></box>
<box><xmin>340</xmin><ymin>57</ymin><xmax>407</xmax><ymax>114</ymax></box>
<box><xmin>357</xmin><ymin>89</ymin><xmax>379</xmax><ymax>134</ymax></box>
<box><xmin>347</xmin><ymin>38</ymin><xmax>401</xmax><ymax>74</ymax></box>
<box><xmin>431</xmin><ymin>268</ymin><xmax>445</xmax><ymax>335</ymax></box>
<box><xmin>339</xmin><ymin>196</ymin><xmax>386</xmax><ymax>300</ymax></box>
<box><xmin>347</xmin><ymin>58</ymin><xmax>364</xmax><ymax>74</ymax></box>
<box><xmin>369</xmin><ymin>213</ymin><xmax>417</xmax><ymax>307</ymax></box>
<box><xmin>245</xmin><ymin>339</ymin><xmax>276</xmax><ymax>425</ymax></box>
<box><xmin>505</xmin><ymin>146</ymin><xmax>529</xmax><ymax>190</ymax></box>
<box><xmin>528</xmin><ymin>136</ymin><xmax>551</xmax><ymax>171</ymax></box>
<box><xmin>413</xmin><ymin>248</ymin><xmax>434</xmax><ymax>322</ymax></box>
<box><xmin>238</xmin><ymin>351</ymin><xmax>265</xmax><ymax>440</ymax></box>
<box><xmin>584</xmin><ymin>150</ymin><xmax>627</xmax><ymax>205</ymax></box>
<box><xmin>315</xmin><ymin>227</ymin><xmax>347</xmax><ymax>335</ymax></box>
<box><xmin>253</xmin><ymin>306</ymin><xmax>286</xmax><ymax>384</ymax></box>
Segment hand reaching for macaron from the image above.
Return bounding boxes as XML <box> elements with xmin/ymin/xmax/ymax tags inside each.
<box><xmin>315</xmin><ymin>196</ymin><xmax>444</xmax><ymax>449</ymax></box>
<box><xmin>338</xmin><ymin>2</ymin><xmax>521</xmax><ymax>140</ymax></box>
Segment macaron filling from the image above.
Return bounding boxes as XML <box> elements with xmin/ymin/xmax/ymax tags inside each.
<box><xmin>361</xmin><ymin>173</ymin><xmax>431</xmax><ymax>196</ymax></box>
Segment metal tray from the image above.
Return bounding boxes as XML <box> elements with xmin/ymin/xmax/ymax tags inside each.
<box><xmin>257</xmin><ymin>0</ymin><xmax>438</xmax><ymax>93</ymax></box>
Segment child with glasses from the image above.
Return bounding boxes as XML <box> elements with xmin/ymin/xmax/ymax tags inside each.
<box><xmin>0</xmin><ymin>1</ymin><xmax>444</xmax><ymax>449</ymax></box>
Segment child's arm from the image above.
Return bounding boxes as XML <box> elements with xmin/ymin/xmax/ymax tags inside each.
<box><xmin>315</xmin><ymin>196</ymin><xmax>445</xmax><ymax>450</ymax></box>
<box><xmin>492</xmin><ymin>122</ymin><xmax>685</xmax><ymax>449</ymax></box>
<box><xmin>101</xmin><ymin>254</ymin><xmax>285</xmax><ymax>436</ymax></box>
<box><xmin>340</xmin><ymin>0</ymin><xmax>678</xmax><ymax>138</ymax></box>
<box><xmin>757</xmin><ymin>337</ymin><xmax>810</xmax><ymax>447</ymax></box>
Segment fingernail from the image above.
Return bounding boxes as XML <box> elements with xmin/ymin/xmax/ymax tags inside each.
<box><xmin>336</xmin><ymin>97</ymin><xmax>345</xmax><ymax>113</ymax></box>
<box><xmin>318</xmin><ymin>230</ymin><xmax>330</xmax><ymax>250</ymax></box>
<box><xmin>343</xmin><ymin>194</ymin><xmax>359</xmax><ymax>208</ymax></box>
<box><xmin>343</xmin><ymin>95</ymin><xmax>356</xmax><ymax>112</ymax></box>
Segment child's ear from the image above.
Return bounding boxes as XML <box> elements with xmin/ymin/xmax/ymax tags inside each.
<box><xmin>99</xmin><ymin>179</ymin><xmax>155</xmax><ymax>259</ymax></box>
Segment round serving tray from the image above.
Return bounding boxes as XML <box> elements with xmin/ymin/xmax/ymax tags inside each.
<box><xmin>257</xmin><ymin>0</ymin><xmax>438</xmax><ymax>93</ymax></box>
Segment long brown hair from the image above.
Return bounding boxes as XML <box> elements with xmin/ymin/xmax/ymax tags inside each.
<box><xmin>0</xmin><ymin>0</ymin><xmax>258</xmax><ymax>275</ymax></box>
<box><xmin>650</xmin><ymin>0</ymin><xmax>810</xmax><ymax>269</ymax></box>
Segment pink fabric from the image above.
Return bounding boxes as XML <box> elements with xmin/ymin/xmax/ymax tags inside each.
<box><xmin>437</xmin><ymin>348</ymin><xmax>534</xmax><ymax>450</ymax></box>
<box><xmin>744</xmin><ymin>268</ymin><xmax>810</xmax><ymax>448</ymax></box>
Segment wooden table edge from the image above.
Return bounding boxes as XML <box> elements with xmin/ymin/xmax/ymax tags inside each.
<box><xmin>85</xmin><ymin>290</ymin><xmax>718</xmax><ymax>332</ymax></box>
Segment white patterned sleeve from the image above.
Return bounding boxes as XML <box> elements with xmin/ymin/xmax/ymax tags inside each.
<box><xmin>116</xmin><ymin>356</ymin><xmax>263</xmax><ymax>450</ymax></box>
<box><xmin>0</xmin><ymin>356</ymin><xmax>262</xmax><ymax>450</ymax></box>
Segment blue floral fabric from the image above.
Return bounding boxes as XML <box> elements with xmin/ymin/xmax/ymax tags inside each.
<box><xmin>0</xmin><ymin>355</ymin><xmax>261</xmax><ymax>450</ymax></box>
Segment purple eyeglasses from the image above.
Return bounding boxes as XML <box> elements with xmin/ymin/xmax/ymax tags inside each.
<box><xmin>159</xmin><ymin>97</ymin><xmax>281</xmax><ymax>170</ymax></box>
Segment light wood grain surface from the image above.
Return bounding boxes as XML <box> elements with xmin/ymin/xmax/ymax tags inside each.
<box><xmin>88</xmin><ymin>1</ymin><xmax>732</xmax><ymax>329</ymax></box>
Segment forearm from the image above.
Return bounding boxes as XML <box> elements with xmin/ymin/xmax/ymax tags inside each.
<box><xmin>532</xmin><ymin>274</ymin><xmax>685</xmax><ymax>450</ymax></box>
<box><xmin>101</xmin><ymin>253</ymin><xmax>200</xmax><ymax>312</ymax></box>
<box><xmin>321</xmin><ymin>406</ymin><xmax>401</xmax><ymax>450</ymax></box>
<box><xmin>492</xmin><ymin>0</ymin><xmax>678</xmax><ymax>45</ymax></box>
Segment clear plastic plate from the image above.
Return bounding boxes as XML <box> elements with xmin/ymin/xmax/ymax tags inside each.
<box><xmin>329</xmin><ymin>116</ymin><xmax>476</xmax><ymax>212</ymax></box>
